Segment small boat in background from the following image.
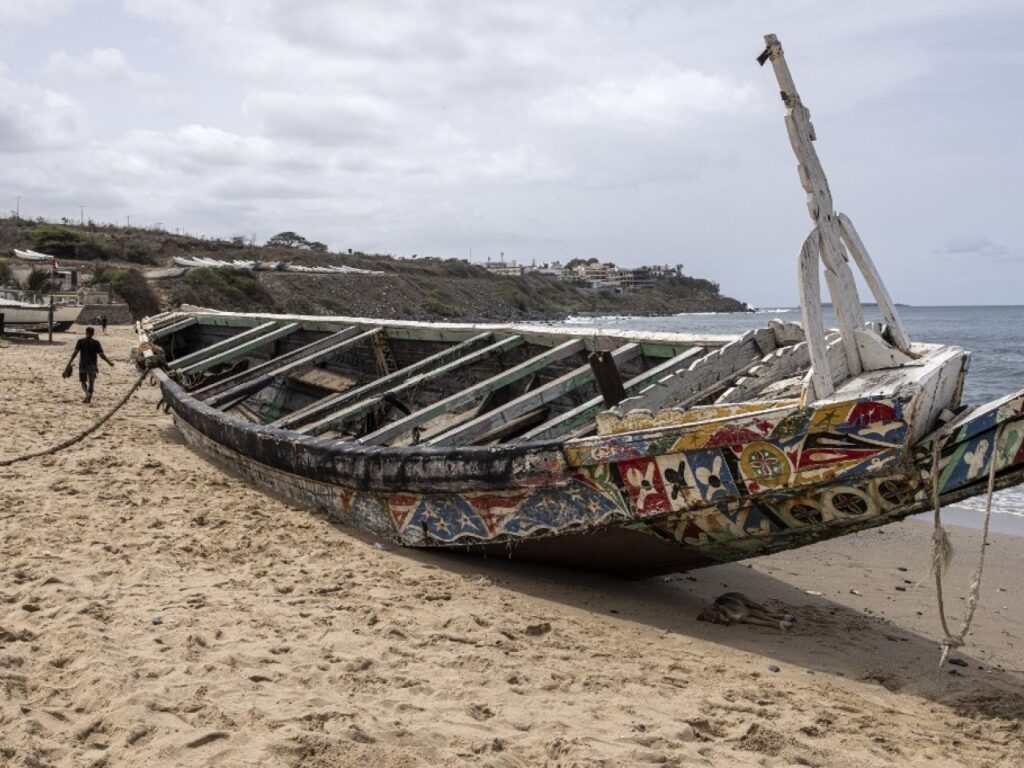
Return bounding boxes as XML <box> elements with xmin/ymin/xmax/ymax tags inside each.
<box><xmin>135</xmin><ymin>36</ymin><xmax>1024</xmax><ymax>575</ymax></box>
<box><xmin>0</xmin><ymin>298</ymin><xmax>82</xmax><ymax>332</ymax></box>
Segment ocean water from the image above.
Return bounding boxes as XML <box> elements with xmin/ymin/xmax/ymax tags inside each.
<box><xmin>561</xmin><ymin>306</ymin><xmax>1024</xmax><ymax>523</ymax></box>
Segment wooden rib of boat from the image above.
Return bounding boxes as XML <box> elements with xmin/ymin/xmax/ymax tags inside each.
<box><xmin>136</xmin><ymin>36</ymin><xmax>1024</xmax><ymax>576</ymax></box>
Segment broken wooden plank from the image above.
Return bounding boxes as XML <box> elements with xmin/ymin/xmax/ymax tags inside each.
<box><xmin>169</xmin><ymin>321</ymin><xmax>278</xmax><ymax>370</ymax></box>
<box><xmin>270</xmin><ymin>331</ymin><xmax>495</xmax><ymax>431</ymax></box>
<box><xmin>199</xmin><ymin>326</ymin><xmax>374</xmax><ymax>407</ymax></box>
<box><xmin>515</xmin><ymin>346</ymin><xmax>706</xmax><ymax>442</ymax></box>
<box><xmin>298</xmin><ymin>334</ymin><xmax>525</xmax><ymax>436</ymax></box>
<box><xmin>589</xmin><ymin>350</ymin><xmax>628</xmax><ymax>407</ymax></box>
<box><xmin>357</xmin><ymin>338</ymin><xmax>586</xmax><ymax>446</ymax></box>
<box><xmin>176</xmin><ymin>322</ymin><xmax>299</xmax><ymax>377</ymax></box>
<box><xmin>429</xmin><ymin>343</ymin><xmax>641</xmax><ymax>447</ymax></box>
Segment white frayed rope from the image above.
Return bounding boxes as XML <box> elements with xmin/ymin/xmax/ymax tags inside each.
<box><xmin>928</xmin><ymin>424</ymin><xmax>1003</xmax><ymax>668</ymax></box>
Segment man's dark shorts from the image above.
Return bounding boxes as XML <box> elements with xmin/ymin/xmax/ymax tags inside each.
<box><xmin>79</xmin><ymin>366</ymin><xmax>98</xmax><ymax>391</ymax></box>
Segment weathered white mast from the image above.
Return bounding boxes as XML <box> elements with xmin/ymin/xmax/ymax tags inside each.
<box><xmin>759</xmin><ymin>34</ymin><xmax>912</xmax><ymax>401</ymax></box>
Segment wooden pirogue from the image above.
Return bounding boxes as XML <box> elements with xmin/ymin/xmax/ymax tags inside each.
<box><xmin>136</xmin><ymin>36</ymin><xmax>1024</xmax><ymax>575</ymax></box>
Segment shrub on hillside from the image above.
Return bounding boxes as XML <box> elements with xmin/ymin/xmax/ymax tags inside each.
<box><xmin>30</xmin><ymin>225</ymin><xmax>82</xmax><ymax>259</ymax></box>
<box><xmin>183</xmin><ymin>268</ymin><xmax>274</xmax><ymax>310</ymax></box>
<box><xmin>108</xmin><ymin>268</ymin><xmax>160</xmax><ymax>319</ymax></box>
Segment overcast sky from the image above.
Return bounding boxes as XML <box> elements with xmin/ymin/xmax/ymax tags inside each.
<box><xmin>1</xmin><ymin>1</ymin><xmax>1022</xmax><ymax>306</ymax></box>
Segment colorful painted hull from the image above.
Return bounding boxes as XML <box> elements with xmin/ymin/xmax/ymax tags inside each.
<box><xmin>153</xmin><ymin>364</ymin><xmax>1024</xmax><ymax>576</ymax></box>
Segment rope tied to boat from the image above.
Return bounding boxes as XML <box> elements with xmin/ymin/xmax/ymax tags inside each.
<box><xmin>0</xmin><ymin>371</ymin><xmax>149</xmax><ymax>467</ymax></box>
<box><xmin>928</xmin><ymin>422</ymin><xmax>1003</xmax><ymax>668</ymax></box>
<box><xmin>0</xmin><ymin>344</ymin><xmax>170</xmax><ymax>468</ymax></box>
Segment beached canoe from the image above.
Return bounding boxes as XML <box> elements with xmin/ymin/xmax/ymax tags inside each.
<box><xmin>135</xmin><ymin>36</ymin><xmax>1024</xmax><ymax>575</ymax></box>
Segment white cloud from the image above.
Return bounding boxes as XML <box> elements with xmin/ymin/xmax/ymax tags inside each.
<box><xmin>532</xmin><ymin>66</ymin><xmax>759</xmax><ymax>129</ymax></box>
<box><xmin>0</xmin><ymin>0</ymin><xmax>74</xmax><ymax>24</ymax></box>
<box><xmin>0</xmin><ymin>63</ymin><xmax>86</xmax><ymax>151</ymax></box>
<box><xmin>46</xmin><ymin>48</ymin><xmax>151</xmax><ymax>83</ymax></box>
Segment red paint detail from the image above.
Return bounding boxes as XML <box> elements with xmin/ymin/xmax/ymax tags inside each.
<box><xmin>705</xmin><ymin>425</ymin><xmax>762</xmax><ymax>448</ymax></box>
<box><xmin>386</xmin><ymin>492</ymin><xmax>421</xmax><ymax>531</ymax></box>
<box><xmin>847</xmin><ymin>401</ymin><xmax>896</xmax><ymax>427</ymax></box>
<box><xmin>797</xmin><ymin>447</ymin><xmax>879</xmax><ymax>469</ymax></box>
<box><xmin>618</xmin><ymin>457</ymin><xmax>672</xmax><ymax>518</ymax></box>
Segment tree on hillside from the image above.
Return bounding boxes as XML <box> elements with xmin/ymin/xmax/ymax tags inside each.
<box><xmin>267</xmin><ymin>231</ymin><xmax>309</xmax><ymax>248</ymax></box>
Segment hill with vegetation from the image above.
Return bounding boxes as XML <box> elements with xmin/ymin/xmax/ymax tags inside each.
<box><xmin>0</xmin><ymin>218</ymin><xmax>748</xmax><ymax>321</ymax></box>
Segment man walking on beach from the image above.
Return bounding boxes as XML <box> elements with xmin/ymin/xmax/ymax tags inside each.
<box><xmin>66</xmin><ymin>327</ymin><xmax>114</xmax><ymax>404</ymax></box>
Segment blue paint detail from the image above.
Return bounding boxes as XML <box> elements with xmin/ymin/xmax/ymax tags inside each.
<box><xmin>407</xmin><ymin>496</ymin><xmax>488</xmax><ymax>543</ymax></box>
<box><xmin>955</xmin><ymin>409</ymin><xmax>998</xmax><ymax>444</ymax></box>
<box><xmin>939</xmin><ymin>434</ymin><xmax>994</xmax><ymax>493</ymax></box>
<box><xmin>350</xmin><ymin>493</ymin><xmax>394</xmax><ymax>537</ymax></box>
<box><xmin>684</xmin><ymin>449</ymin><xmax>740</xmax><ymax>504</ymax></box>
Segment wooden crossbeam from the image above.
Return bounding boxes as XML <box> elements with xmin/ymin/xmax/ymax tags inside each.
<box><xmin>269</xmin><ymin>331</ymin><xmax>495</xmax><ymax>431</ymax></box>
<box><xmin>617</xmin><ymin>330</ymin><xmax>768</xmax><ymax>414</ymax></box>
<box><xmin>515</xmin><ymin>346</ymin><xmax>705</xmax><ymax>442</ymax></box>
<box><xmin>298</xmin><ymin>334</ymin><xmax>525</xmax><ymax>437</ymax></box>
<box><xmin>169</xmin><ymin>321</ymin><xmax>278</xmax><ymax>370</ymax></box>
<box><xmin>357</xmin><ymin>338</ymin><xmax>586</xmax><ymax>446</ymax></box>
<box><xmin>429</xmin><ymin>343</ymin><xmax>641</xmax><ymax>447</ymax></box>
<box><xmin>199</xmin><ymin>326</ymin><xmax>371</xmax><ymax>407</ymax></box>
<box><xmin>175</xmin><ymin>322</ymin><xmax>299</xmax><ymax>377</ymax></box>
<box><xmin>151</xmin><ymin>316</ymin><xmax>197</xmax><ymax>340</ymax></box>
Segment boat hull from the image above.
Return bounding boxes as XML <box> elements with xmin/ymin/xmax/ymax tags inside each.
<box><xmin>157</xmin><ymin>371</ymin><xmax>1024</xmax><ymax>576</ymax></box>
<box><xmin>0</xmin><ymin>303</ymin><xmax>82</xmax><ymax>332</ymax></box>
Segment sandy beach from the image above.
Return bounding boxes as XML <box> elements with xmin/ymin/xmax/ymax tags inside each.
<box><xmin>2</xmin><ymin>327</ymin><xmax>1022</xmax><ymax>767</ymax></box>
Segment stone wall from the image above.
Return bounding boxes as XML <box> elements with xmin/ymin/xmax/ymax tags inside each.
<box><xmin>76</xmin><ymin>303</ymin><xmax>134</xmax><ymax>326</ymax></box>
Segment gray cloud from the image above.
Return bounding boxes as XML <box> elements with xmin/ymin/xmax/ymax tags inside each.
<box><xmin>938</xmin><ymin>235</ymin><xmax>1019</xmax><ymax>263</ymax></box>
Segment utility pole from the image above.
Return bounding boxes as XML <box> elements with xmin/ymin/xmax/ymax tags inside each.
<box><xmin>79</xmin><ymin>205</ymin><xmax>85</xmax><ymax>225</ymax></box>
<box><xmin>14</xmin><ymin>196</ymin><xmax>20</xmax><ymax>219</ymax></box>
<box><xmin>47</xmin><ymin>256</ymin><xmax>55</xmax><ymax>344</ymax></box>
<box><xmin>126</xmin><ymin>214</ymin><xmax>131</xmax><ymax>227</ymax></box>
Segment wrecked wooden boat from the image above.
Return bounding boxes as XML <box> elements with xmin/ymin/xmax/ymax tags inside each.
<box><xmin>136</xmin><ymin>35</ymin><xmax>1024</xmax><ymax>576</ymax></box>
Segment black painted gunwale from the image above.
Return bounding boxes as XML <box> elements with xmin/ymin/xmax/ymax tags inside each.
<box><xmin>157</xmin><ymin>371</ymin><xmax>575</xmax><ymax>494</ymax></box>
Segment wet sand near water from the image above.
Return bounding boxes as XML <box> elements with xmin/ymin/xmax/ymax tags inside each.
<box><xmin>1</xmin><ymin>327</ymin><xmax>1023</xmax><ymax>767</ymax></box>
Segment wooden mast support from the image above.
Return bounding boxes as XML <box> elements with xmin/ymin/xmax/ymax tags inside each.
<box><xmin>269</xmin><ymin>332</ymin><xmax>495</xmax><ymax>431</ymax></box>
<box><xmin>760</xmin><ymin>34</ymin><xmax>864</xmax><ymax>381</ymax></box>
<box><xmin>298</xmin><ymin>334</ymin><xmax>526</xmax><ymax>436</ymax></box>
<box><xmin>428</xmin><ymin>343</ymin><xmax>641</xmax><ymax>447</ymax></box>
<box><xmin>760</xmin><ymin>33</ymin><xmax>913</xmax><ymax>400</ymax></box>
<box><xmin>357</xmin><ymin>338</ymin><xmax>586</xmax><ymax>446</ymax></box>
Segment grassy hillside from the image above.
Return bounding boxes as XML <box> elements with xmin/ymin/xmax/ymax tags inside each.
<box><xmin>0</xmin><ymin>218</ymin><xmax>748</xmax><ymax>321</ymax></box>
